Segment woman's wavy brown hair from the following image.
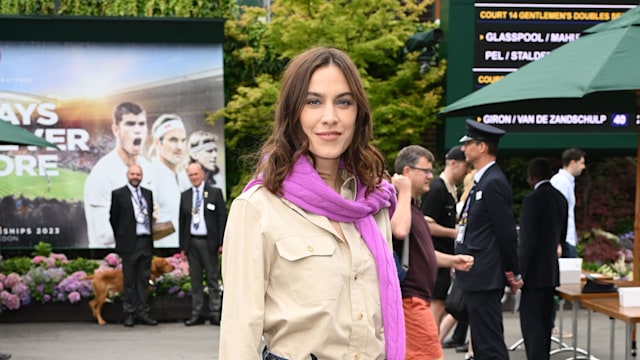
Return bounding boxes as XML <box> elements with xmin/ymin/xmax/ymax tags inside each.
<box><xmin>255</xmin><ymin>47</ymin><xmax>386</xmax><ymax>195</ymax></box>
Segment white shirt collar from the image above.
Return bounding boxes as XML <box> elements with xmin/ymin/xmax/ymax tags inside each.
<box><xmin>473</xmin><ymin>161</ymin><xmax>496</xmax><ymax>184</ymax></box>
<box><xmin>533</xmin><ymin>179</ymin><xmax>550</xmax><ymax>190</ymax></box>
<box><xmin>558</xmin><ymin>168</ymin><xmax>575</xmax><ymax>184</ymax></box>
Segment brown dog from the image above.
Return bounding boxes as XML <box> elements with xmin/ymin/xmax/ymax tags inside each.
<box><xmin>86</xmin><ymin>257</ymin><xmax>174</xmax><ymax>325</ymax></box>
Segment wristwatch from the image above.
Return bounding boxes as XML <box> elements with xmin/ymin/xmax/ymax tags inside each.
<box><xmin>514</xmin><ymin>274</ymin><xmax>522</xmax><ymax>282</ymax></box>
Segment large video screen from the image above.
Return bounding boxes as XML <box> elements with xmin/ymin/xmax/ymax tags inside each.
<box><xmin>0</xmin><ymin>17</ymin><xmax>225</xmax><ymax>249</ymax></box>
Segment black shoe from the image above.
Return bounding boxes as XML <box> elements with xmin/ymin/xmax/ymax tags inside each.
<box><xmin>136</xmin><ymin>314</ymin><xmax>158</xmax><ymax>326</ymax></box>
<box><xmin>0</xmin><ymin>352</ymin><xmax>11</xmax><ymax>360</ymax></box>
<box><xmin>455</xmin><ymin>343</ymin><xmax>469</xmax><ymax>353</ymax></box>
<box><xmin>185</xmin><ymin>316</ymin><xmax>205</xmax><ymax>326</ymax></box>
<box><xmin>210</xmin><ymin>314</ymin><xmax>220</xmax><ymax>326</ymax></box>
<box><xmin>123</xmin><ymin>313</ymin><xmax>135</xmax><ymax>327</ymax></box>
<box><xmin>442</xmin><ymin>339</ymin><xmax>464</xmax><ymax>349</ymax></box>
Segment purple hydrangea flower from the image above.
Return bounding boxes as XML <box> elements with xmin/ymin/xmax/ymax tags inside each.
<box><xmin>68</xmin><ymin>291</ymin><xmax>81</xmax><ymax>303</ymax></box>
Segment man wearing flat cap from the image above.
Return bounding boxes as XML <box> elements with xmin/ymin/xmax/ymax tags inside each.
<box><xmin>455</xmin><ymin>119</ymin><xmax>523</xmax><ymax>360</ymax></box>
<box><xmin>421</xmin><ymin>145</ymin><xmax>470</xmax><ymax>329</ymax></box>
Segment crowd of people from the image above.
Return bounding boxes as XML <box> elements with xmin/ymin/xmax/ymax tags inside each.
<box><xmin>217</xmin><ymin>47</ymin><xmax>583</xmax><ymax>360</ymax></box>
<box><xmin>0</xmin><ymin>45</ymin><xmax>586</xmax><ymax>360</ymax></box>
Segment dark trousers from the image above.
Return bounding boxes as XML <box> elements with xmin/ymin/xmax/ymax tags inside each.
<box><xmin>561</xmin><ymin>243</ymin><xmax>578</xmax><ymax>258</ymax></box>
<box><xmin>520</xmin><ymin>287</ymin><xmax>555</xmax><ymax>360</ymax></box>
<box><xmin>187</xmin><ymin>236</ymin><xmax>220</xmax><ymax>317</ymax></box>
<box><xmin>466</xmin><ymin>288</ymin><xmax>509</xmax><ymax>360</ymax></box>
<box><xmin>451</xmin><ymin>318</ymin><xmax>469</xmax><ymax>344</ymax></box>
<box><xmin>120</xmin><ymin>236</ymin><xmax>152</xmax><ymax>315</ymax></box>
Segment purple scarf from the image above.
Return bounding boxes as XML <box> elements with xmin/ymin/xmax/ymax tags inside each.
<box><xmin>244</xmin><ymin>156</ymin><xmax>405</xmax><ymax>359</ymax></box>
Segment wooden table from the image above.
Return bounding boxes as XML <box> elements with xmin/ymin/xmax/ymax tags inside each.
<box><xmin>581</xmin><ymin>297</ymin><xmax>640</xmax><ymax>360</ymax></box>
<box><xmin>552</xmin><ymin>283</ymin><xmax>620</xmax><ymax>359</ymax></box>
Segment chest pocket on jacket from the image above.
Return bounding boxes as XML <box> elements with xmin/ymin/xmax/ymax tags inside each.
<box><xmin>275</xmin><ymin>236</ymin><xmax>342</xmax><ymax>304</ymax></box>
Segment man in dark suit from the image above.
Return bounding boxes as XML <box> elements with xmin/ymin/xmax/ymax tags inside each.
<box><xmin>109</xmin><ymin>164</ymin><xmax>158</xmax><ymax>327</ymax></box>
<box><xmin>455</xmin><ymin>119</ymin><xmax>523</xmax><ymax>360</ymax></box>
<box><xmin>179</xmin><ymin>161</ymin><xmax>227</xmax><ymax>326</ymax></box>
<box><xmin>518</xmin><ymin>158</ymin><xmax>568</xmax><ymax>360</ymax></box>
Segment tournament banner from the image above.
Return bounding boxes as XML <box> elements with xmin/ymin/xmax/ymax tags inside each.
<box><xmin>0</xmin><ymin>41</ymin><xmax>225</xmax><ymax>249</ymax></box>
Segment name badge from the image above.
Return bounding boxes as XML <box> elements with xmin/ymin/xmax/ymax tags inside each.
<box><xmin>207</xmin><ymin>203</ymin><xmax>216</xmax><ymax>211</ymax></box>
<box><xmin>456</xmin><ymin>225</ymin><xmax>466</xmax><ymax>244</ymax></box>
<box><xmin>475</xmin><ymin>191</ymin><xmax>483</xmax><ymax>200</ymax></box>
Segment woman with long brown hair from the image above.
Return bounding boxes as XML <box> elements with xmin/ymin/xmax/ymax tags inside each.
<box><xmin>219</xmin><ymin>47</ymin><xmax>404</xmax><ymax>359</ymax></box>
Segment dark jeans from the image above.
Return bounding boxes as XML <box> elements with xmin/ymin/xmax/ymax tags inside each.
<box><xmin>262</xmin><ymin>347</ymin><xmax>317</xmax><ymax>360</ymax></box>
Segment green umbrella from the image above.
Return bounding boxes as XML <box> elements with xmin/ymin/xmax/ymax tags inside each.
<box><xmin>0</xmin><ymin>119</ymin><xmax>58</xmax><ymax>149</ymax></box>
<box><xmin>439</xmin><ymin>5</ymin><xmax>640</xmax><ymax>117</ymax></box>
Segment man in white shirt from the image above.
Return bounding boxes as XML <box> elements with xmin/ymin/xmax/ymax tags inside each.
<box><xmin>550</xmin><ymin>148</ymin><xmax>586</xmax><ymax>258</ymax></box>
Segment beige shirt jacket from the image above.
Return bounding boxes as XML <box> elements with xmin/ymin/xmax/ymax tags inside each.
<box><xmin>219</xmin><ymin>173</ymin><xmax>393</xmax><ymax>360</ymax></box>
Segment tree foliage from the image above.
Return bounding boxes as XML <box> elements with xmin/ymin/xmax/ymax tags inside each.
<box><xmin>0</xmin><ymin>0</ymin><xmax>235</xmax><ymax>17</ymax></box>
<box><xmin>212</xmin><ymin>0</ymin><xmax>445</xmax><ymax>199</ymax></box>
<box><xmin>576</xmin><ymin>156</ymin><xmax>637</xmax><ymax>234</ymax></box>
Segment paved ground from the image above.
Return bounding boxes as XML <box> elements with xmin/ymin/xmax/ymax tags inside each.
<box><xmin>0</xmin><ymin>305</ymin><xmax>635</xmax><ymax>359</ymax></box>
<box><xmin>443</xmin><ymin>304</ymin><xmax>634</xmax><ymax>360</ymax></box>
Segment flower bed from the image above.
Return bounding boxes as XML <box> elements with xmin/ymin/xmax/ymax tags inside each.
<box><xmin>0</xmin><ymin>243</ymin><xmax>193</xmax><ymax>322</ymax></box>
<box><xmin>580</xmin><ymin>228</ymin><xmax>634</xmax><ymax>281</ymax></box>
<box><xmin>0</xmin><ymin>296</ymin><xmax>192</xmax><ymax>323</ymax></box>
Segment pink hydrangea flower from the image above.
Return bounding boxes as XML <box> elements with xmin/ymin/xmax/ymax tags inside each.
<box><xmin>167</xmin><ymin>256</ymin><xmax>189</xmax><ymax>276</ymax></box>
<box><xmin>50</xmin><ymin>253</ymin><xmax>68</xmax><ymax>263</ymax></box>
<box><xmin>44</xmin><ymin>257</ymin><xmax>56</xmax><ymax>268</ymax></box>
<box><xmin>4</xmin><ymin>273</ymin><xmax>21</xmax><ymax>289</ymax></box>
<box><xmin>105</xmin><ymin>253</ymin><xmax>121</xmax><ymax>267</ymax></box>
<box><xmin>1</xmin><ymin>290</ymin><xmax>20</xmax><ymax>310</ymax></box>
<box><xmin>32</xmin><ymin>256</ymin><xmax>47</xmax><ymax>265</ymax></box>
